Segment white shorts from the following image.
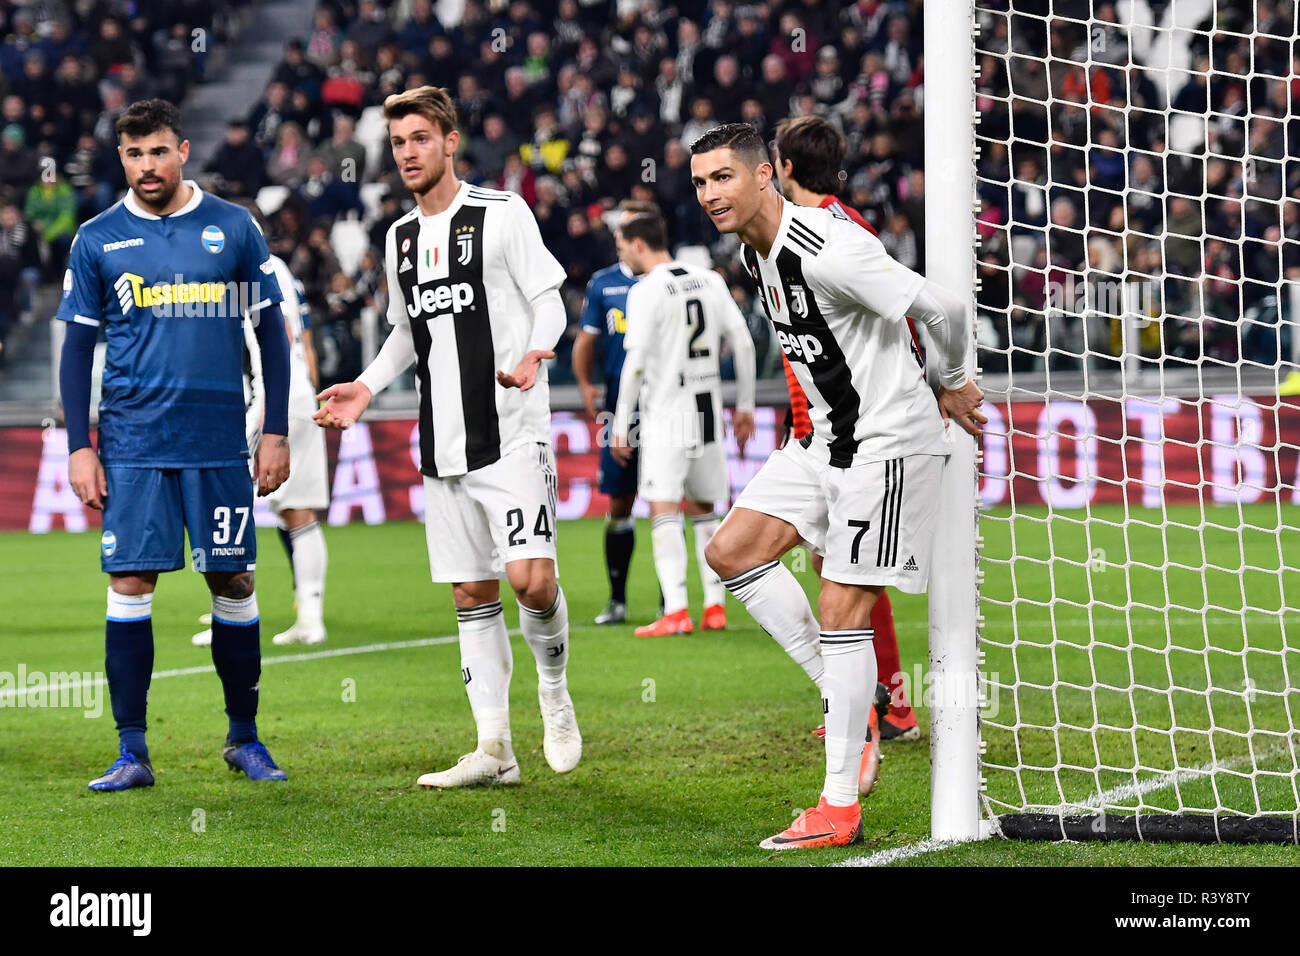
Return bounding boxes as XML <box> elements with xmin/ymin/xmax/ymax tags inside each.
<box><xmin>638</xmin><ymin>438</ymin><xmax>728</xmax><ymax>505</ymax></box>
<box><xmin>731</xmin><ymin>440</ymin><xmax>945</xmax><ymax>592</ymax></box>
<box><xmin>263</xmin><ymin>415</ymin><xmax>330</xmax><ymax>513</ymax></box>
<box><xmin>423</xmin><ymin>442</ymin><xmax>558</xmax><ymax>583</ymax></box>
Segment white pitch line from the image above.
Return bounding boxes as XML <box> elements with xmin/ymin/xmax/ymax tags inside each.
<box><xmin>837</xmin><ymin>745</ymin><xmax>1293</xmax><ymax>867</ymax></box>
<box><xmin>0</xmin><ymin>633</ymin><xmax>469</xmax><ymax>703</ymax></box>
<box><xmin>835</xmin><ymin>838</ymin><xmax>963</xmax><ymax>867</ymax></box>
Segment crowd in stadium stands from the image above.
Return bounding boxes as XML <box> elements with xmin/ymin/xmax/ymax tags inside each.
<box><xmin>0</xmin><ymin>0</ymin><xmax>240</xmax><ymax>366</ymax></box>
<box><xmin>204</xmin><ymin>0</ymin><xmax>932</xmax><ymax>388</ymax></box>
<box><xmin>974</xmin><ymin>0</ymin><xmax>1300</xmax><ymax>374</ymax></box>
<box><xmin>0</xmin><ymin>0</ymin><xmax>933</xmax><ymax>388</ymax></box>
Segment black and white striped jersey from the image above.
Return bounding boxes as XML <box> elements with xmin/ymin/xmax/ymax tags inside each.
<box><xmin>741</xmin><ymin>198</ymin><xmax>949</xmax><ymax>468</ymax></box>
<box><xmin>382</xmin><ymin>181</ymin><xmax>565</xmax><ymax>478</ymax></box>
<box><xmin>618</xmin><ymin>260</ymin><xmax>756</xmax><ymax>448</ymax></box>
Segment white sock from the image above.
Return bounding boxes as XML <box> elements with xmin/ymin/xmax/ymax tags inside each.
<box><xmin>650</xmin><ymin>512</ymin><xmax>689</xmax><ymax>614</ymax></box>
<box><xmin>519</xmin><ymin>586</ymin><xmax>569</xmax><ymax>695</ymax></box>
<box><xmin>690</xmin><ymin>512</ymin><xmax>725</xmax><ymax>608</ymax></box>
<box><xmin>455</xmin><ymin>601</ymin><xmax>513</xmax><ymax>756</ymax></box>
<box><xmin>289</xmin><ymin>521</ymin><xmax>327</xmax><ymax>630</ymax></box>
<box><xmin>820</xmin><ymin>628</ymin><xmax>875</xmax><ymax>807</ymax></box>
<box><xmin>721</xmin><ymin>561</ymin><xmax>824</xmax><ymax>689</ymax></box>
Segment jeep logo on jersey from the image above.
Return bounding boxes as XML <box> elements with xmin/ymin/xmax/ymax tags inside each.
<box><xmin>407</xmin><ymin>280</ymin><xmax>476</xmax><ymax>319</ymax></box>
<box><xmin>776</xmin><ymin>329</ymin><xmax>825</xmax><ymax>364</ymax></box>
<box><xmin>790</xmin><ymin>284</ymin><xmax>808</xmax><ymax>317</ymax></box>
<box><xmin>200</xmin><ymin>225</ymin><xmax>225</xmax><ymax>254</ymax></box>
<box><xmin>455</xmin><ymin>225</ymin><xmax>475</xmax><ymax>265</ymax></box>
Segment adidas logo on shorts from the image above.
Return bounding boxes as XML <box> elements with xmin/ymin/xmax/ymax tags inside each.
<box><xmin>903</xmin><ymin>555</ymin><xmax>919</xmax><ymax>571</ymax></box>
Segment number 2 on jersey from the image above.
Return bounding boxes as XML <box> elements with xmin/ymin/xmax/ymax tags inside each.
<box><xmin>685</xmin><ymin>298</ymin><xmax>710</xmax><ymax>358</ymax></box>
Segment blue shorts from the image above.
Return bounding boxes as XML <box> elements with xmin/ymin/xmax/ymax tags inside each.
<box><xmin>597</xmin><ymin>442</ymin><xmax>639</xmax><ymax>499</ymax></box>
<box><xmin>99</xmin><ymin>465</ymin><xmax>257</xmax><ymax>573</ymax></box>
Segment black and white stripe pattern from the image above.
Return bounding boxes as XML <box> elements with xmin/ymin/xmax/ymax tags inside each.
<box><xmin>466</xmin><ymin>187</ymin><xmax>510</xmax><ymax>202</ymax></box>
<box><xmin>651</xmin><ymin>513</ymin><xmax>683</xmax><ymax>529</ymax></box>
<box><xmin>456</xmin><ymin>600</ymin><xmax>504</xmax><ymax>623</ymax></box>
<box><xmin>777</xmin><ymin>247</ymin><xmax>862</xmax><ymax>467</ymax></box>
<box><xmin>689</xmin><ymin>512</ymin><xmax>717</xmax><ymax>525</ymax></box>
<box><xmin>538</xmin><ymin>443</ymin><xmax>557</xmax><ymax>518</ymax></box>
<box><xmin>875</xmin><ymin>458</ymin><xmax>904</xmax><ymax>568</ymax></box>
<box><xmin>721</xmin><ymin>560</ymin><xmax>780</xmax><ymax>593</ymax></box>
<box><xmin>519</xmin><ymin>588</ymin><xmax>563</xmax><ymax>621</ymax></box>
<box><xmin>819</xmin><ymin>627</ymin><xmax>875</xmax><ymax>645</ymax></box>
<box><xmin>786</xmin><ymin>218</ymin><xmax>825</xmax><ymax>257</ymax></box>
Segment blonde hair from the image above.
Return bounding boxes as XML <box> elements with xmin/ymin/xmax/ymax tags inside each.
<box><xmin>383</xmin><ymin>85</ymin><xmax>459</xmax><ymax>135</ymax></box>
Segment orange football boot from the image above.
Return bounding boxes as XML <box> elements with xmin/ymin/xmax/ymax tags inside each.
<box><xmin>859</xmin><ymin>703</ymin><xmax>882</xmax><ymax>795</ymax></box>
<box><xmin>700</xmin><ymin>604</ymin><xmax>727</xmax><ymax>630</ymax></box>
<box><xmin>633</xmin><ymin>609</ymin><xmax>693</xmax><ymax>637</ymax></box>
<box><xmin>759</xmin><ymin>796</ymin><xmax>863</xmax><ymax>851</ymax></box>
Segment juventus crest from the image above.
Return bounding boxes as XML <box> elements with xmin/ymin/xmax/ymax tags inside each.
<box><xmin>455</xmin><ymin>225</ymin><xmax>475</xmax><ymax>265</ymax></box>
<box><xmin>790</xmin><ymin>284</ymin><xmax>808</xmax><ymax>318</ymax></box>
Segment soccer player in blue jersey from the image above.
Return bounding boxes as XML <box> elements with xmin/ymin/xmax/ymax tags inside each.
<box><xmin>58</xmin><ymin>99</ymin><xmax>294</xmax><ymax>790</ymax></box>
<box><xmin>572</xmin><ymin>200</ymin><xmax>655</xmax><ymax>625</ymax></box>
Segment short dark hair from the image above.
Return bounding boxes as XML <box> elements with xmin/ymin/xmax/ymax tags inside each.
<box><xmin>116</xmin><ymin>98</ymin><xmax>183</xmax><ymax>141</ymax></box>
<box><xmin>774</xmin><ymin>115</ymin><xmax>846</xmax><ymax>195</ymax></box>
<box><xmin>688</xmin><ymin>122</ymin><xmax>768</xmax><ymax>170</ymax></box>
<box><xmin>620</xmin><ymin>210</ymin><xmax>668</xmax><ymax>251</ymax></box>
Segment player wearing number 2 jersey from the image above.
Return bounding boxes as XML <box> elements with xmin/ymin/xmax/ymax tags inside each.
<box><xmin>689</xmin><ymin>122</ymin><xmax>986</xmax><ymax>851</ymax></box>
<box><xmin>609</xmin><ymin>209</ymin><xmax>756</xmax><ymax>638</ymax></box>
<box><xmin>314</xmin><ymin>87</ymin><xmax>581</xmax><ymax>789</ymax></box>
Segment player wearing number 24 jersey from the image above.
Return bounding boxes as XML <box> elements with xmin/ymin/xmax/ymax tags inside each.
<box><xmin>688</xmin><ymin>122</ymin><xmax>986</xmax><ymax>850</ymax></box>
<box><xmin>314</xmin><ymin>87</ymin><xmax>581</xmax><ymax>790</ymax></box>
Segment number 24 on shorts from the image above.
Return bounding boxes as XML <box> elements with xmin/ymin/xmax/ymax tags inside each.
<box><xmin>505</xmin><ymin>506</ymin><xmax>553</xmax><ymax>547</ymax></box>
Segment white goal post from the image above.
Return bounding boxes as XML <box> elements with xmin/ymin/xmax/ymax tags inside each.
<box><xmin>927</xmin><ymin>0</ymin><xmax>1300</xmax><ymax>844</ymax></box>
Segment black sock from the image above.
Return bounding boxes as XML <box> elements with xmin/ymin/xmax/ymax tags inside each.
<box><xmin>605</xmin><ymin>517</ymin><xmax>635</xmax><ymax>603</ymax></box>
<box><xmin>210</xmin><ymin>595</ymin><xmax>261</xmax><ymax>744</ymax></box>
<box><xmin>105</xmin><ymin>592</ymin><xmax>155</xmax><ymax>763</ymax></box>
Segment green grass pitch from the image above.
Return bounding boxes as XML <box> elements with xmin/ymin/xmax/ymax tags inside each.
<box><xmin>1</xmin><ymin>512</ymin><xmax>1295</xmax><ymax>866</ymax></box>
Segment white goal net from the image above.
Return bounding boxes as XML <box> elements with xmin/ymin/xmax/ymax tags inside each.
<box><xmin>969</xmin><ymin>0</ymin><xmax>1300</xmax><ymax>842</ymax></box>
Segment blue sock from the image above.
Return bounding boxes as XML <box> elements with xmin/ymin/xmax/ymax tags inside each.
<box><xmin>277</xmin><ymin>525</ymin><xmax>296</xmax><ymax>589</ymax></box>
<box><xmin>210</xmin><ymin>594</ymin><xmax>261</xmax><ymax>744</ymax></box>
<box><xmin>105</xmin><ymin>589</ymin><xmax>154</xmax><ymax>764</ymax></box>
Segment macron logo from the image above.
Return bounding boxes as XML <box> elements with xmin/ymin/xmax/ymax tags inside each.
<box><xmin>50</xmin><ymin>885</ymin><xmax>151</xmax><ymax>936</ymax></box>
<box><xmin>102</xmin><ymin>238</ymin><xmax>144</xmax><ymax>252</ymax></box>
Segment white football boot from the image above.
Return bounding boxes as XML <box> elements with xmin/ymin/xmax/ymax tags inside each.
<box><xmin>417</xmin><ymin>739</ymin><xmax>520</xmax><ymax>789</ymax></box>
<box><xmin>538</xmin><ymin>687</ymin><xmax>582</xmax><ymax>773</ymax></box>
<box><xmin>272</xmin><ymin>622</ymin><xmax>327</xmax><ymax>646</ymax></box>
<box><xmin>192</xmin><ymin>629</ymin><xmax>212</xmax><ymax>647</ymax></box>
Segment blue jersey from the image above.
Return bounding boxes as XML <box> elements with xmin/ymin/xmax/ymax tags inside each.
<box><xmin>57</xmin><ymin>182</ymin><xmax>283</xmax><ymax>468</ymax></box>
<box><xmin>579</xmin><ymin>262</ymin><xmax>639</xmax><ymax>405</ymax></box>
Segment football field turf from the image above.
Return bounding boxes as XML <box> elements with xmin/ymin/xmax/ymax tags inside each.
<box><xmin>1</xmin><ymin>511</ymin><xmax>1294</xmax><ymax>866</ymax></box>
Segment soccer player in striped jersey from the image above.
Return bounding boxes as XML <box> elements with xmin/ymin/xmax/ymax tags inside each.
<box><xmin>608</xmin><ymin>208</ymin><xmax>756</xmax><ymax>637</ymax></box>
<box><xmin>689</xmin><ymin>123</ymin><xmax>986</xmax><ymax>850</ymax></box>
<box><xmin>314</xmin><ymin>87</ymin><xmax>580</xmax><ymax>788</ymax></box>
<box><xmin>773</xmin><ymin>115</ymin><xmax>921</xmax><ymax>744</ymax></box>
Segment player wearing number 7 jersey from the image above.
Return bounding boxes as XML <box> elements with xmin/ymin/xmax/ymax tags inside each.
<box><xmin>689</xmin><ymin>122</ymin><xmax>987</xmax><ymax>850</ymax></box>
<box><xmin>314</xmin><ymin>87</ymin><xmax>580</xmax><ymax>788</ymax></box>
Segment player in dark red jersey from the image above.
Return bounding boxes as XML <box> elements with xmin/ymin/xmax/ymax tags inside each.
<box><xmin>772</xmin><ymin>115</ymin><xmax>922</xmax><ymax>744</ymax></box>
